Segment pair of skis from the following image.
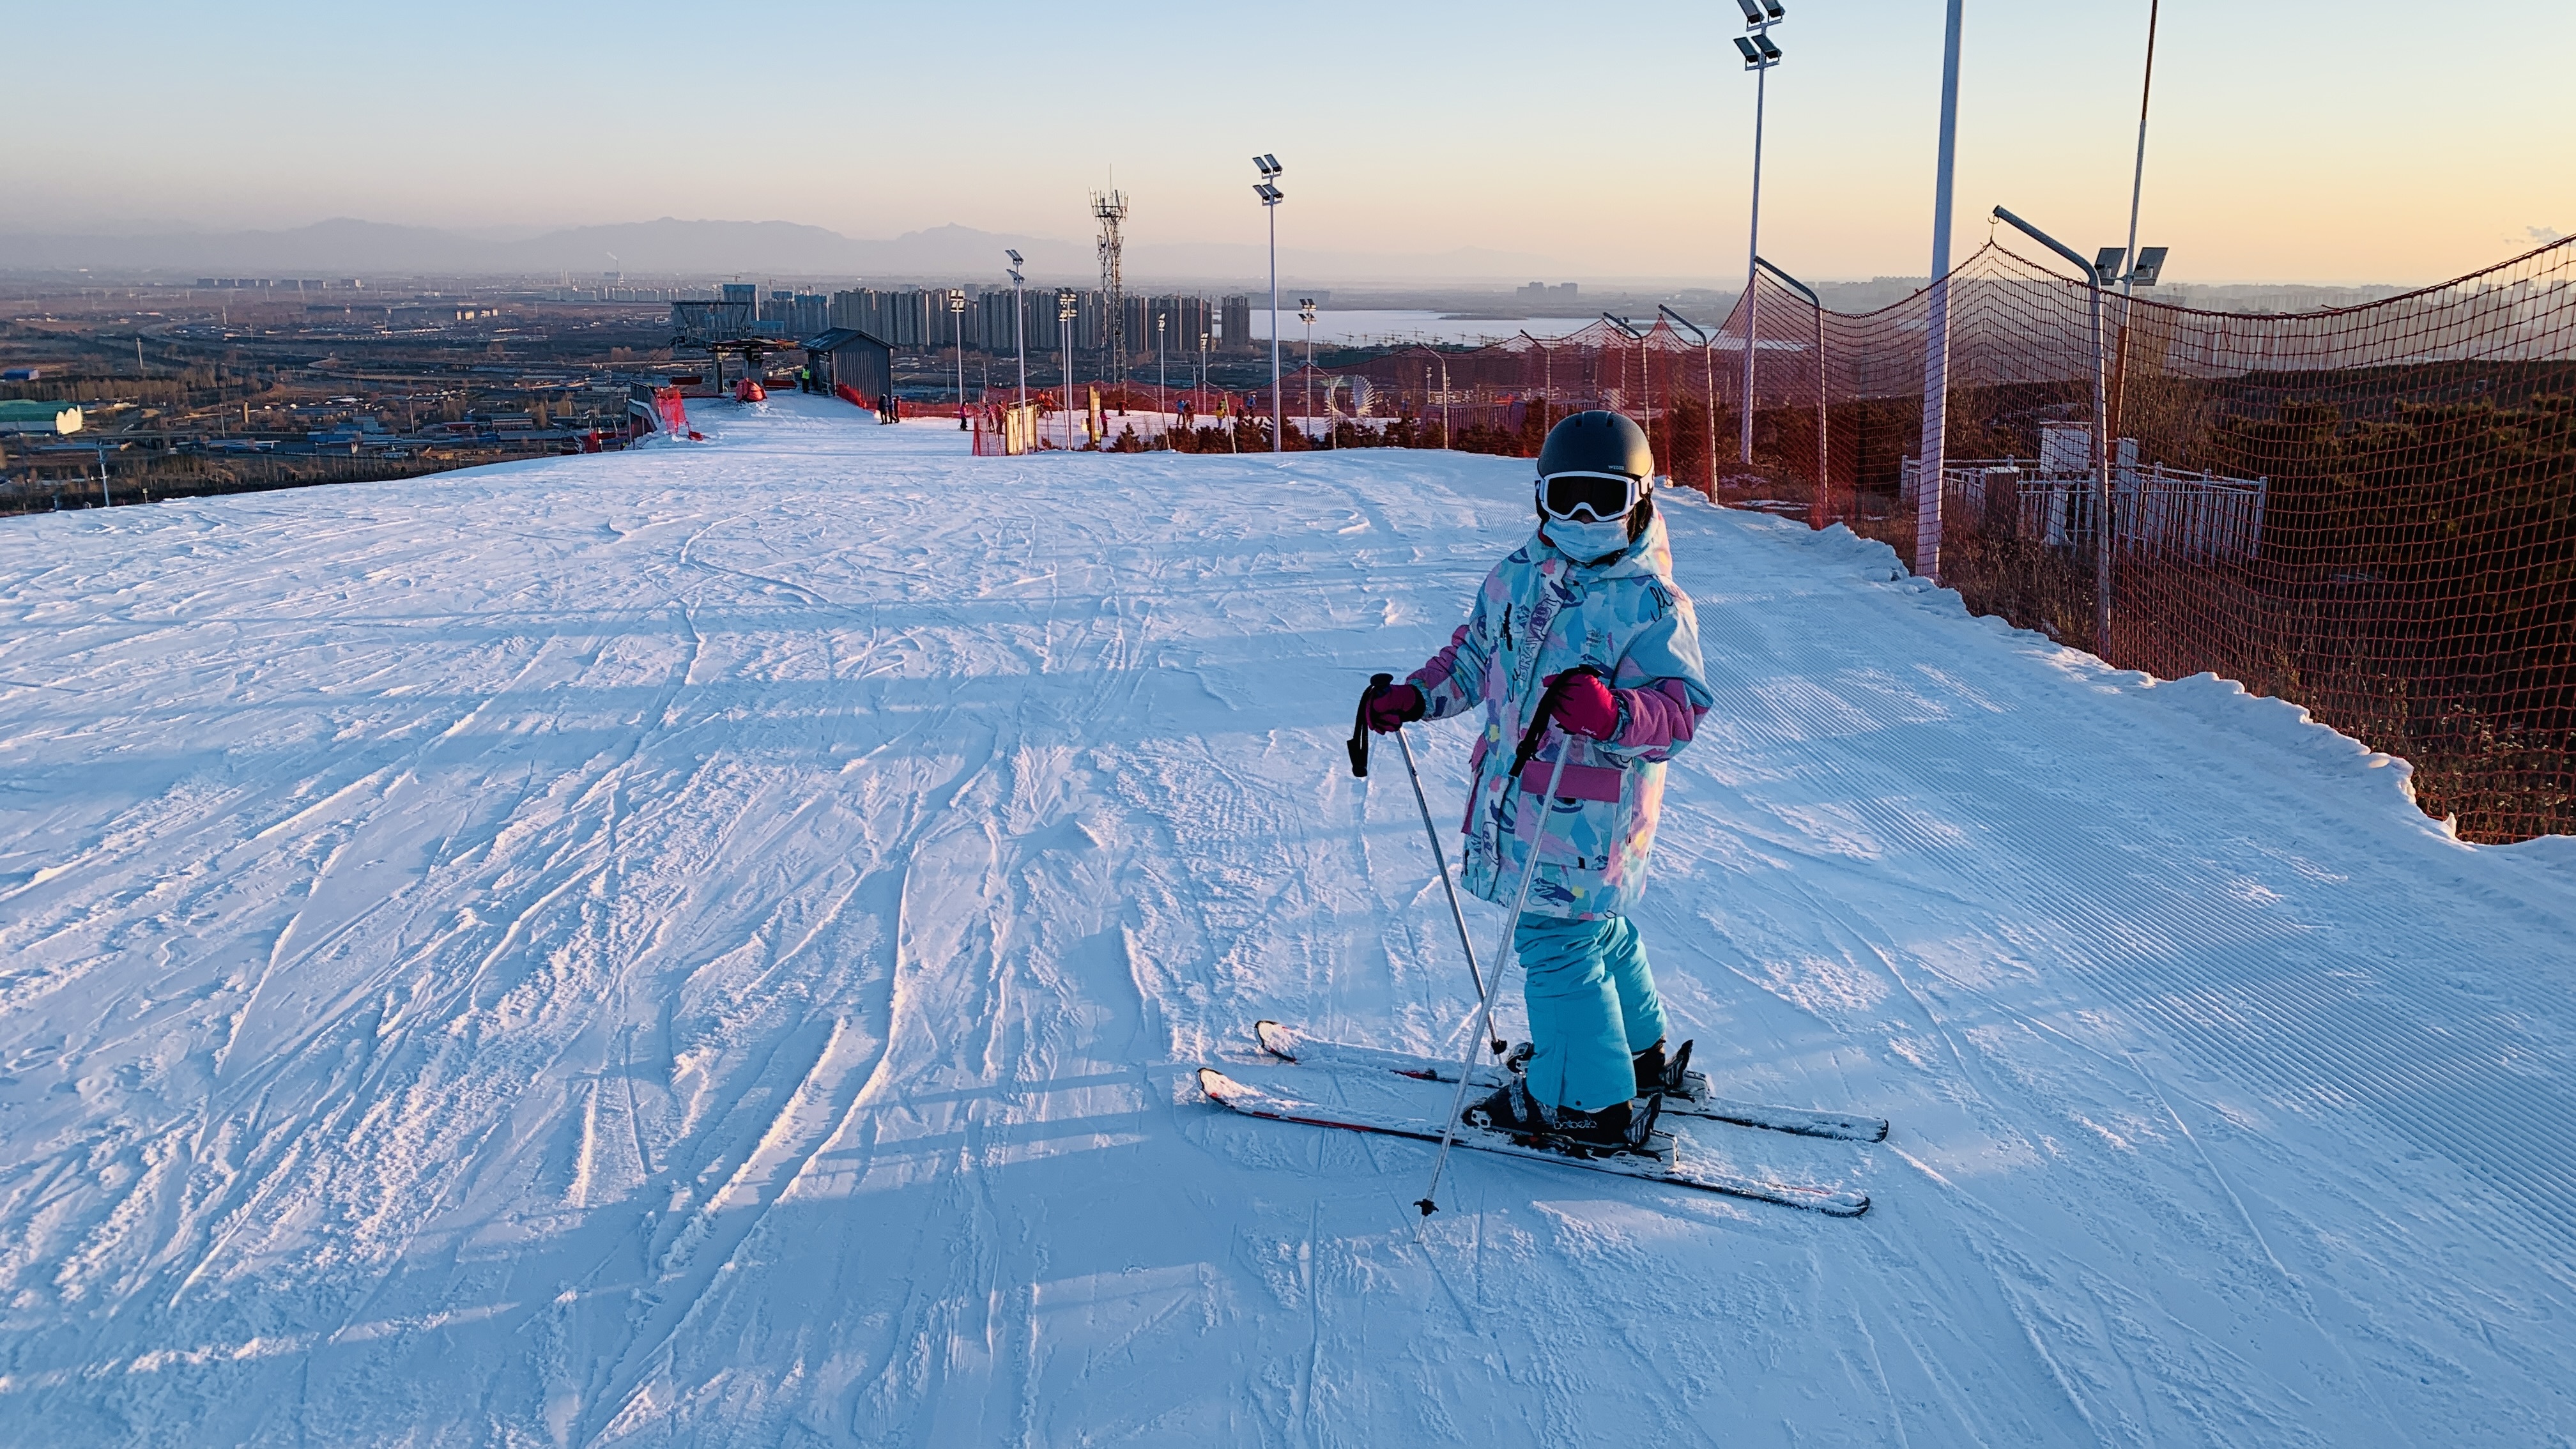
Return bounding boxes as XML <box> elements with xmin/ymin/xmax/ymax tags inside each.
<box><xmin>1325</xmin><ymin>691</ymin><xmax>1875</xmax><ymax>1217</ymax></box>
<box><xmin>1200</xmin><ymin>1022</ymin><xmax>1877</xmax><ymax>1217</ymax></box>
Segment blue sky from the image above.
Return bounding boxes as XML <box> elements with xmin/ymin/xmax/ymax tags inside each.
<box><xmin>7</xmin><ymin>0</ymin><xmax>2570</xmax><ymax>284</ymax></box>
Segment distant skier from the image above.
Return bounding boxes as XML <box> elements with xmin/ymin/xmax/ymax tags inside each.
<box><xmin>1363</xmin><ymin>411</ymin><xmax>1713</xmax><ymax>1151</ymax></box>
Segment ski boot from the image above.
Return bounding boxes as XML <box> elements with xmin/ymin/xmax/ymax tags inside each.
<box><xmin>1464</xmin><ymin>1075</ymin><xmax>1542</xmax><ymax>1132</ymax></box>
<box><xmin>1466</xmin><ymin>1078</ymin><xmax>1666</xmax><ymax>1158</ymax></box>
<box><xmin>1632</xmin><ymin>1038</ymin><xmax>1696</xmax><ymax>1099</ymax></box>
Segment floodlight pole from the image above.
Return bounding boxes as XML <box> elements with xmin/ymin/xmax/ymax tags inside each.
<box><xmin>1008</xmin><ymin>251</ymin><xmax>1028</xmax><ymax>413</ymax></box>
<box><xmin>1058</xmin><ymin>290</ymin><xmax>1079</xmax><ymax>449</ymax></box>
<box><xmin>1300</xmin><ymin>299</ymin><xmax>1317</xmax><ymax>442</ymax></box>
<box><xmin>949</xmin><ymin>289</ymin><xmax>968</xmax><ymax>430</ymax></box>
<box><xmin>1658</xmin><ymin>306</ymin><xmax>1720</xmax><ymax>496</ymax></box>
<box><xmin>1751</xmin><ymin>259</ymin><xmax>1827</xmax><ymax>526</ymax></box>
<box><xmin>1253</xmin><ymin>155</ymin><xmax>1287</xmax><ymax>454</ymax></box>
<box><xmin>1156</xmin><ymin>311</ymin><xmax>1168</xmax><ymax>444</ymax></box>
<box><xmin>2113</xmin><ymin>0</ymin><xmax>2159</xmax><ymax>442</ymax></box>
<box><xmin>1993</xmin><ymin>204</ymin><xmax>2113</xmax><ymax>654</ymax></box>
<box><xmin>1737</xmin><ymin>8</ymin><xmax>1782</xmax><ymax>467</ymax></box>
<box><xmin>1918</xmin><ymin>0</ymin><xmax>1963</xmax><ymax>581</ymax></box>
<box><xmin>1740</xmin><ymin>59</ymin><xmax>1765</xmax><ymax>467</ymax></box>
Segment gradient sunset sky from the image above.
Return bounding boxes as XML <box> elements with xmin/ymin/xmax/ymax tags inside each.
<box><xmin>8</xmin><ymin>0</ymin><xmax>2569</xmax><ymax>285</ymax></box>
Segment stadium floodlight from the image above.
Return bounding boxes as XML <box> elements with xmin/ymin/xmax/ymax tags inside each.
<box><xmin>2094</xmin><ymin>247</ymin><xmax>2128</xmax><ymax>284</ymax></box>
<box><xmin>1732</xmin><ymin>0</ymin><xmax>1784</xmax><ymax>465</ymax></box>
<box><xmin>1919</xmin><ymin>0</ymin><xmax>1965</xmax><ymax>581</ymax></box>
<box><xmin>1994</xmin><ymin>203</ymin><xmax>2113</xmax><ymax>648</ymax></box>
<box><xmin>1058</xmin><ymin>288</ymin><xmax>1080</xmax><ymax>448</ymax></box>
<box><xmin>1255</xmin><ymin>155</ymin><xmax>1287</xmax><ymax>453</ymax></box>
<box><xmin>1299</xmin><ymin>299</ymin><xmax>1318</xmax><ymax>440</ymax></box>
<box><xmin>2113</xmin><ymin>0</ymin><xmax>2164</xmax><ymax>496</ymax></box>
<box><xmin>1006</xmin><ymin>250</ymin><xmax>1027</xmax><ymax>412</ymax></box>
<box><xmin>948</xmin><ymin>290</ymin><xmax>969</xmax><ymax>429</ymax></box>
<box><xmin>2130</xmin><ymin>247</ymin><xmax>2168</xmax><ymax>287</ymax></box>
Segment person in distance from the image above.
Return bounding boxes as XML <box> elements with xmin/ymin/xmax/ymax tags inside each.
<box><xmin>1363</xmin><ymin>410</ymin><xmax>1714</xmax><ymax>1152</ymax></box>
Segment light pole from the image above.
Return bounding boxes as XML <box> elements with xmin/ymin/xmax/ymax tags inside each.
<box><xmin>1414</xmin><ymin>347</ymin><xmax>1452</xmax><ymax>448</ymax></box>
<box><xmin>1058</xmin><ymin>289</ymin><xmax>1079</xmax><ymax>449</ymax></box>
<box><xmin>1919</xmin><ymin>0</ymin><xmax>1965</xmax><ymax>579</ymax></box>
<box><xmin>948</xmin><ymin>289</ymin><xmax>969</xmax><ymax>429</ymax></box>
<box><xmin>1007</xmin><ymin>249</ymin><xmax>1028</xmax><ymax>413</ymax></box>
<box><xmin>1749</xmin><ymin>260</ymin><xmax>1827</xmax><ymax>525</ymax></box>
<box><xmin>1254</xmin><ymin>154</ymin><xmax>1284</xmax><ymax>454</ymax></box>
<box><xmin>1655</xmin><ymin>307</ymin><xmax>1719</xmax><ymax>494</ymax></box>
<box><xmin>1993</xmin><ymin>205</ymin><xmax>2113</xmax><ymax>653</ymax></box>
<box><xmin>1299</xmin><ymin>298</ymin><xmax>1317</xmax><ymax>443</ymax></box>
<box><xmin>2112</xmin><ymin>0</ymin><xmax>2162</xmax><ymax>444</ymax></box>
<box><xmin>1732</xmin><ymin>0</ymin><xmax>1784</xmax><ymax>468</ymax></box>
<box><xmin>1156</xmin><ymin>310</ymin><xmax>1168</xmax><ymax>440</ymax></box>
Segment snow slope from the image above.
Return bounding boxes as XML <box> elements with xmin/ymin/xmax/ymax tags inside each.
<box><xmin>3</xmin><ymin>394</ymin><xmax>2572</xmax><ymax>1446</ymax></box>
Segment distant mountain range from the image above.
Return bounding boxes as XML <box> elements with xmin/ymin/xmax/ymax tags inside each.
<box><xmin>0</xmin><ymin>217</ymin><xmax>1570</xmax><ymax>285</ymax></box>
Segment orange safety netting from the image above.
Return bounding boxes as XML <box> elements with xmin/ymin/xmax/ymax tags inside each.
<box><xmin>1296</xmin><ymin>238</ymin><xmax>2575</xmax><ymax>842</ymax></box>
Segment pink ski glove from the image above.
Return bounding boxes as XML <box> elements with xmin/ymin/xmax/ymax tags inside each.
<box><xmin>1543</xmin><ymin>671</ymin><xmax>1619</xmax><ymax>740</ymax></box>
<box><xmin>1365</xmin><ymin>682</ymin><xmax>1425</xmax><ymax>733</ymax></box>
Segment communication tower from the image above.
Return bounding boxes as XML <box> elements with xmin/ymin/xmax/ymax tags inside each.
<box><xmin>1092</xmin><ymin>188</ymin><xmax>1129</xmax><ymax>393</ymax></box>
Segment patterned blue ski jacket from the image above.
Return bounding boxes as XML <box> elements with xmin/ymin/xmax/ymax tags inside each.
<box><xmin>1407</xmin><ymin>509</ymin><xmax>1714</xmax><ymax>919</ymax></box>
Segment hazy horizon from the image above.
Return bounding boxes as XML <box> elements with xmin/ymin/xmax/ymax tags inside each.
<box><xmin>0</xmin><ymin>214</ymin><xmax>2527</xmax><ymax>296</ymax></box>
<box><xmin>4</xmin><ymin>0</ymin><xmax>2570</xmax><ymax>289</ymax></box>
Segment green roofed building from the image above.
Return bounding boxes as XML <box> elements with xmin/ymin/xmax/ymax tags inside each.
<box><xmin>0</xmin><ymin>401</ymin><xmax>82</xmax><ymax>436</ymax></box>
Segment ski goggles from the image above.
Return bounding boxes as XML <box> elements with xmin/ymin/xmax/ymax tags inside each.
<box><xmin>1536</xmin><ymin>470</ymin><xmax>1643</xmax><ymax>523</ymax></box>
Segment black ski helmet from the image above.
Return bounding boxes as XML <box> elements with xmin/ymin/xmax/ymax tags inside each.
<box><xmin>1534</xmin><ymin>410</ymin><xmax>1657</xmax><ymax>544</ymax></box>
<box><xmin>1535</xmin><ymin>410</ymin><xmax>1654</xmax><ymax>481</ymax></box>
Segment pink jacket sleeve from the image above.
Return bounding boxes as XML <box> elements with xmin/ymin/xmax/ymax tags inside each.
<box><xmin>1610</xmin><ymin>679</ymin><xmax>1706</xmax><ymax>756</ymax></box>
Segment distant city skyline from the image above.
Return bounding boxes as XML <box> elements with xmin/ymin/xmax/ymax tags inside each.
<box><xmin>4</xmin><ymin>0</ymin><xmax>2570</xmax><ymax>287</ymax></box>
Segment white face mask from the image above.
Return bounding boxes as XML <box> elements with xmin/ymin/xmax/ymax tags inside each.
<box><xmin>1543</xmin><ymin>516</ymin><xmax>1632</xmax><ymax>563</ymax></box>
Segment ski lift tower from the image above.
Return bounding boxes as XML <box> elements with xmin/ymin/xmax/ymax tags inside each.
<box><xmin>1092</xmin><ymin>188</ymin><xmax>1130</xmax><ymax>401</ymax></box>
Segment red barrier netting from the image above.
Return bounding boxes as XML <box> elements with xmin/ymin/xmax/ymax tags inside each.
<box><xmin>1299</xmin><ymin>238</ymin><xmax>2575</xmax><ymax>841</ymax></box>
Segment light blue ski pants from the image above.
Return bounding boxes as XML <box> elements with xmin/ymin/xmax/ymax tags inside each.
<box><xmin>1515</xmin><ymin>912</ymin><xmax>1668</xmax><ymax>1112</ymax></box>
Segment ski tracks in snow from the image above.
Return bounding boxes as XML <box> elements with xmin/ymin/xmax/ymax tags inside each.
<box><xmin>2</xmin><ymin>401</ymin><xmax>2571</xmax><ymax>1445</ymax></box>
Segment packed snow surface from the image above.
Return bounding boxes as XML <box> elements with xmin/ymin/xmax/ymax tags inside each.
<box><xmin>4</xmin><ymin>394</ymin><xmax>2573</xmax><ymax>1446</ymax></box>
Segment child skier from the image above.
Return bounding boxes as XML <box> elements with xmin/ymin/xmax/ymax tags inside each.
<box><xmin>1364</xmin><ymin>411</ymin><xmax>1714</xmax><ymax>1151</ymax></box>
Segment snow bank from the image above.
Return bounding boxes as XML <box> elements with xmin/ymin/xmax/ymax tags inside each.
<box><xmin>2</xmin><ymin>394</ymin><xmax>2571</xmax><ymax>1445</ymax></box>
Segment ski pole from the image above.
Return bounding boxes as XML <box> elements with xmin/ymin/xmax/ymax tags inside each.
<box><xmin>1391</xmin><ymin>725</ymin><xmax>1499</xmax><ymax>1043</ymax></box>
<box><xmin>1415</xmin><ymin>668</ymin><xmax>1594</xmax><ymax>1218</ymax></box>
<box><xmin>1347</xmin><ymin>673</ymin><xmax>1390</xmax><ymax>779</ymax></box>
<box><xmin>1353</xmin><ymin>670</ymin><xmax>1498</xmax><ymax>1045</ymax></box>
